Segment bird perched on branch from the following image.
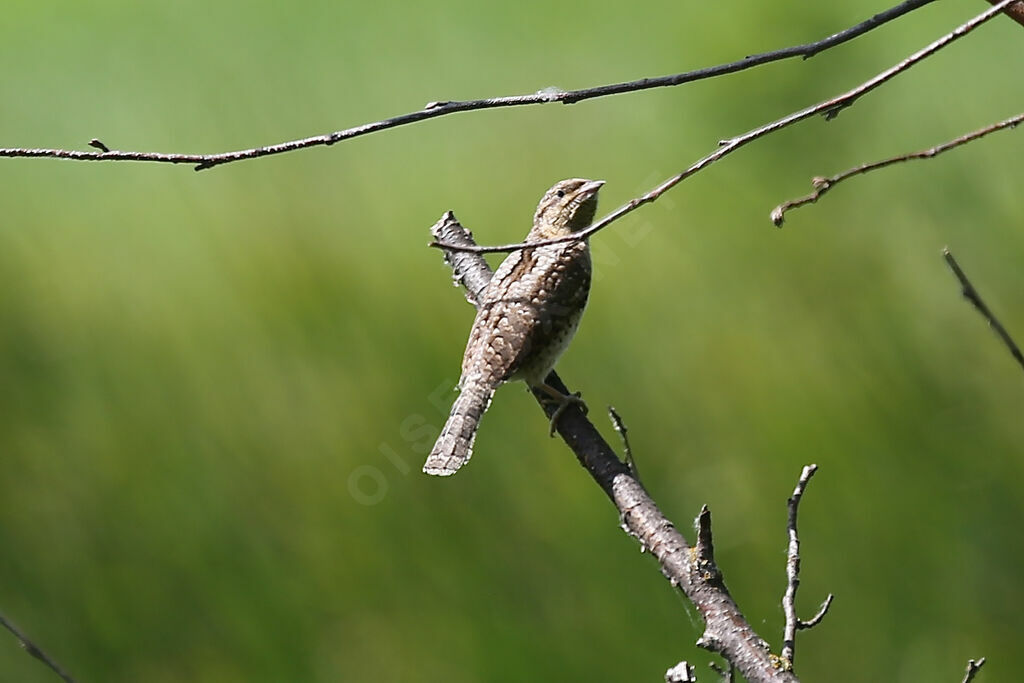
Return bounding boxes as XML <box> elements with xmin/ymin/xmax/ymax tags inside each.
<box><xmin>424</xmin><ymin>178</ymin><xmax>604</xmax><ymax>476</ymax></box>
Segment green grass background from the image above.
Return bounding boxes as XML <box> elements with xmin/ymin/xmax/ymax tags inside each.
<box><xmin>2</xmin><ymin>1</ymin><xmax>1022</xmax><ymax>681</ymax></box>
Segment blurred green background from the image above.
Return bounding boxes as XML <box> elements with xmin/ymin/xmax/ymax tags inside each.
<box><xmin>1</xmin><ymin>1</ymin><xmax>1022</xmax><ymax>681</ymax></box>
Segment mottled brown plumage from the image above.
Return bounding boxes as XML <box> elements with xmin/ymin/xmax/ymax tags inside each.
<box><xmin>424</xmin><ymin>178</ymin><xmax>604</xmax><ymax>476</ymax></box>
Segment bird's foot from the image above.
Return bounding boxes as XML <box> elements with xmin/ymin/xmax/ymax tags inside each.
<box><xmin>535</xmin><ymin>383</ymin><xmax>588</xmax><ymax>436</ymax></box>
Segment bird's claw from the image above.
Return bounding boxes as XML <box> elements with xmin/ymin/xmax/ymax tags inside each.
<box><xmin>546</xmin><ymin>390</ymin><xmax>588</xmax><ymax>436</ymax></box>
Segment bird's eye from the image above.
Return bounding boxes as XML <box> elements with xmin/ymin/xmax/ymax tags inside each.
<box><xmin>555</xmin><ymin>190</ymin><xmax>565</xmax><ymax>198</ymax></box>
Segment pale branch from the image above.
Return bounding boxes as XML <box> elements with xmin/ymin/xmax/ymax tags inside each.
<box><xmin>0</xmin><ymin>1</ymin><xmax>941</xmax><ymax>172</ymax></box>
<box><xmin>942</xmin><ymin>248</ymin><xmax>1024</xmax><ymax>373</ymax></box>
<box><xmin>432</xmin><ymin>211</ymin><xmax>493</xmax><ymax>304</ymax></box>
<box><xmin>961</xmin><ymin>657</ymin><xmax>987</xmax><ymax>683</ymax></box>
<box><xmin>986</xmin><ymin>0</ymin><xmax>1024</xmax><ymax>27</ymax></box>
<box><xmin>430</xmin><ymin>213</ymin><xmax>798</xmax><ymax>683</ymax></box>
<box><xmin>0</xmin><ymin>612</ymin><xmax>77</xmax><ymax>683</ymax></box>
<box><xmin>771</xmin><ymin>112</ymin><xmax>1024</xmax><ymax>225</ymax></box>
<box><xmin>664</xmin><ymin>660</ymin><xmax>696</xmax><ymax>682</ymax></box>
<box><xmin>780</xmin><ymin>465</ymin><xmax>834</xmax><ymax>668</ymax></box>
<box><xmin>431</xmin><ymin>0</ymin><xmax>1017</xmax><ymax>255</ymax></box>
<box><xmin>800</xmin><ymin>595</ymin><xmax>835</xmax><ymax>630</ymax></box>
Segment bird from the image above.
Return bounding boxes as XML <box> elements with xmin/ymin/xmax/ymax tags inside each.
<box><xmin>423</xmin><ymin>178</ymin><xmax>604</xmax><ymax>477</ymax></box>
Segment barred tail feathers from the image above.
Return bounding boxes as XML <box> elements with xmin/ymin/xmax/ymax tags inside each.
<box><xmin>423</xmin><ymin>378</ymin><xmax>495</xmax><ymax>476</ymax></box>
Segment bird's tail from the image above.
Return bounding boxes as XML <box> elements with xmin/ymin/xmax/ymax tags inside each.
<box><xmin>423</xmin><ymin>377</ymin><xmax>495</xmax><ymax>476</ymax></box>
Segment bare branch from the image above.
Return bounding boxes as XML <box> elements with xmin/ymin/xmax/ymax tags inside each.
<box><xmin>431</xmin><ymin>213</ymin><xmax>798</xmax><ymax>683</ymax></box>
<box><xmin>961</xmin><ymin>657</ymin><xmax>986</xmax><ymax>683</ymax></box>
<box><xmin>0</xmin><ymin>1</ymin><xmax>938</xmax><ymax>171</ymax></box>
<box><xmin>772</xmin><ymin>112</ymin><xmax>1024</xmax><ymax>225</ymax></box>
<box><xmin>986</xmin><ymin>0</ymin><xmax>1024</xmax><ymax>27</ymax></box>
<box><xmin>780</xmin><ymin>465</ymin><xmax>833</xmax><ymax>669</ymax></box>
<box><xmin>0</xmin><ymin>612</ymin><xmax>77</xmax><ymax>683</ymax></box>
<box><xmin>430</xmin><ymin>211</ymin><xmax>493</xmax><ymax>304</ymax></box>
<box><xmin>433</xmin><ymin>0</ymin><xmax>1016</xmax><ymax>255</ymax></box>
<box><xmin>942</xmin><ymin>248</ymin><xmax>1024</xmax><ymax>373</ymax></box>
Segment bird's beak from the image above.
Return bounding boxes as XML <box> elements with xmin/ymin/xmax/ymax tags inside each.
<box><xmin>579</xmin><ymin>179</ymin><xmax>605</xmax><ymax>198</ymax></box>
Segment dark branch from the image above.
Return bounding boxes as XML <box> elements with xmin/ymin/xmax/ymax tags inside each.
<box><xmin>780</xmin><ymin>465</ymin><xmax>833</xmax><ymax>669</ymax></box>
<box><xmin>0</xmin><ymin>1</ymin><xmax>938</xmax><ymax>172</ymax></box>
<box><xmin>608</xmin><ymin>406</ymin><xmax>640</xmax><ymax>480</ymax></box>
<box><xmin>942</xmin><ymin>248</ymin><xmax>1024</xmax><ymax>373</ymax></box>
<box><xmin>432</xmin><ymin>0</ymin><xmax>1015</xmax><ymax>255</ymax></box>
<box><xmin>0</xmin><ymin>612</ymin><xmax>77</xmax><ymax>683</ymax></box>
<box><xmin>430</xmin><ymin>213</ymin><xmax>798</xmax><ymax>683</ymax></box>
<box><xmin>772</xmin><ymin>111</ymin><xmax>1024</xmax><ymax>225</ymax></box>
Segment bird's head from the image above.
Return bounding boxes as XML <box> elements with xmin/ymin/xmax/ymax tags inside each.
<box><xmin>532</xmin><ymin>178</ymin><xmax>605</xmax><ymax>238</ymax></box>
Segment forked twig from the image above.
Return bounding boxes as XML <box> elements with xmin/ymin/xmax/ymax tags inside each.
<box><xmin>772</xmin><ymin>112</ymin><xmax>1023</xmax><ymax>225</ymax></box>
<box><xmin>431</xmin><ymin>213</ymin><xmax>798</xmax><ymax>683</ymax></box>
<box><xmin>780</xmin><ymin>465</ymin><xmax>834</xmax><ymax>669</ymax></box>
<box><xmin>432</xmin><ymin>0</ymin><xmax>1017</xmax><ymax>255</ymax></box>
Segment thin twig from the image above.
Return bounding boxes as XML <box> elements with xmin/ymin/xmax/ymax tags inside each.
<box><xmin>432</xmin><ymin>213</ymin><xmax>798</xmax><ymax>683</ymax></box>
<box><xmin>0</xmin><ymin>1</ymin><xmax>938</xmax><ymax>172</ymax></box>
<box><xmin>800</xmin><ymin>594</ymin><xmax>835</xmax><ymax>630</ymax></box>
<box><xmin>772</xmin><ymin>112</ymin><xmax>1024</xmax><ymax>225</ymax></box>
<box><xmin>608</xmin><ymin>406</ymin><xmax>639</xmax><ymax>481</ymax></box>
<box><xmin>780</xmin><ymin>465</ymin><xmax>833</xmax><ymax>669</ymax></box>
<box><xmin>432</xmin><ymin>0</ymin><xmax>1016</xmax><ymax>255</ymax></box>
<box><xmin>709</xmin><ymin>660</ymin><xmax>736</xmax><ymax>682</ymax></box>
<box><xmin>0</xmin><ymin>612</ymin><xmax>77</xmax><ymax>683</ymax></box>
<box><xmin>942</xmin><ymin>248</ymin><xmax>1024</xmax><ymax>373</ymax></box>
<box><xmin>961</xmin><ymin>657</ymin><xmax>987</xmax><ymax>683</ymax></box>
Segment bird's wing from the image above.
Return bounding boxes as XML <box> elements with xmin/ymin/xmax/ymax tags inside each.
<box><xmin>461</xmin><ymin>243</ymin><xmax>589</xmax><ymax>383</ymax></box>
